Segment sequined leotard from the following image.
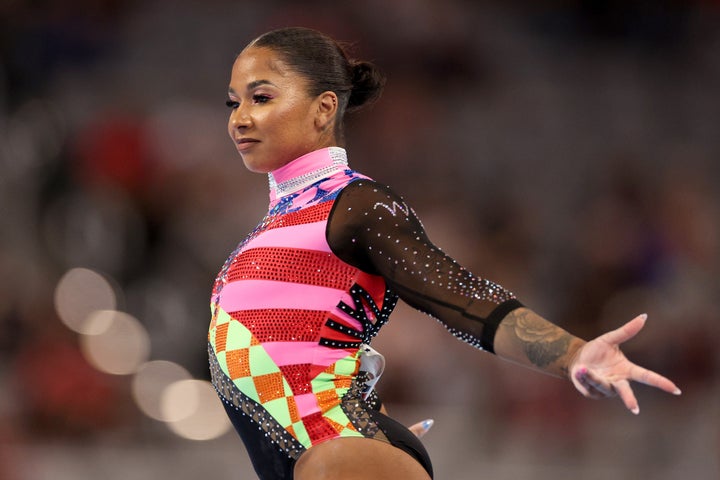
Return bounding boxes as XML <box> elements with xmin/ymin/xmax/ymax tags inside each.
<box><xmin>208</xmin><ymin>147</ymin><xmax>522</xmax><ymax>479</ymax></box>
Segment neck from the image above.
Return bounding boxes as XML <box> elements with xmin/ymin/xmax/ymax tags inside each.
<box><xmin>268</xmin><ymin>147</ymin><xmax>348</xmax><ymax>202</ymax></box>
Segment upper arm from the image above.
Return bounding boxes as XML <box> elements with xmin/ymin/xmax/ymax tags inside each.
<box><xmin>327</xmin><ymin>180</ymin><xmax>522</xmax><ymax>353</ymax></box>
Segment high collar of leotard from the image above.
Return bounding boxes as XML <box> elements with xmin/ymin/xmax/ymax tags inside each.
<box><xmin>268</xmin><ymin>147</ymin><xmax>349</xmax><ymax>202</ymax></box>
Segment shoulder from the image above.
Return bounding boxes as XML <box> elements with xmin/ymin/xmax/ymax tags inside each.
<box><xmin>337</xmin><ymin>178</ymin><xmax>406</xmax><ymax>204</ymax></box>
<box><xmin>332</xmin><ymin>178</ymin><xmax>419</xmax><ymax>228</ymax></box>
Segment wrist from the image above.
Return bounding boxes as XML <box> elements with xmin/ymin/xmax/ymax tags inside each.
<box><xmin>562</xmin><ymin>338</ymin><xmax>586</xmax><ymax>380</ymax></box>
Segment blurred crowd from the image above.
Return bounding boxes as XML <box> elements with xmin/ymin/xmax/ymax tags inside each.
<box><xmin>1</xmin><ymin>1</ymin><xmax>719</xmax><ymax>479</ymax></box>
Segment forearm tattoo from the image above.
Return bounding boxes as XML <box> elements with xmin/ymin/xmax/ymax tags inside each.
<box><xmin>504</xmin><ymin>309</ymin><xmax>572</xmax><ymax>371</ymax></box>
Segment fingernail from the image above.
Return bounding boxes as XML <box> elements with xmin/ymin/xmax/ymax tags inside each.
<box><xmin>639</xmin><ymin>313</ymin><xmax>648</xmax><ymax>321</ymax></box>
<box><xmin>673</xmin><ymin>388</ymin><xmax>682</xmax><ymax>395</ymax></box>
<box><xmin>631</xmin><ymin>406</ymin><xmax>640</xmax><ymax>415</ymax></box>
<box><xmin>422</xmin><ymin>419</ymin><xmax>434</xmax><ymax>431</ymax></box>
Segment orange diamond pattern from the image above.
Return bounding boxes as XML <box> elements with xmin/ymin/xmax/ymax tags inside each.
<box><xmin>226</xmin><ymin>348</ymin><xmax>251</xmax><ymax>379</ymax></box>
<box><xmin>332</xmin><ymin>377</ymin><xmax>352</xmax><ymax>390</ymax></box>
<box><xmin>316</xmin><ymin>389</ymin><xmax>340</xmax><ymax>412</ymax></box>
<box><xmin>214</xmin><ymin>323</ymin><xmax>229</xmax><ymax>353</ymax></box>
<box><xmin>287</xmin><ymin>396</ymin><xmax>300</xmax><ymax>424</ymax></box>
<box><xmin>254</xmin><ymin>372</ymin><xmax>286</xmax><ymax>403</ymax></box>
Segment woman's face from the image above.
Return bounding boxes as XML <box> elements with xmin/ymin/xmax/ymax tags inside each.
<box><xmin>227</xmin><ymin>46</ymin><xmax>332</xmax><ymax>173</ymax></box>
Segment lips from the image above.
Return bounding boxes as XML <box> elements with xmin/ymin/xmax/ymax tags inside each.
<box><xmin>235</xmin><ymin>138</ymin><xmax>260</xmax><ymax>152</ymax></box>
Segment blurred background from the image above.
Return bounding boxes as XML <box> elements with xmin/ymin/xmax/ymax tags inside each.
<box><xmin>1</xmin><ymin>0</ymin><xmax>719</xmax><ymax>479</ymax></box>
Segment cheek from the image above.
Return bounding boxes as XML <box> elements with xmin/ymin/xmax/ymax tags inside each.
<box><xmin>277</xmin><ymin>111</ymin><xmax>313</xmax><ymax>143</ymax></box>
<box><xmin>275</xmin><ymin>98</ymin><xmax>313</xmax><ymax>127</ymax></box>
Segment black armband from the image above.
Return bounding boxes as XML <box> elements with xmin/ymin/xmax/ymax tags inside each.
<box><xmin>480</xmin><ymin>299</ymin><xmax>524</xmax><ymax>354</ymax></box>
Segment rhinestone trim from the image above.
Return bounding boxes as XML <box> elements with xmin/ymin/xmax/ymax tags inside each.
<box><xmin>268</xmin><ymin>147</ymin><xmax>349</xmax><ymax>197</ymax></box>
<box><xmin>208</xmin><ymin>344</ymin><xmax>306</xmax><ymax>459</ymax></box>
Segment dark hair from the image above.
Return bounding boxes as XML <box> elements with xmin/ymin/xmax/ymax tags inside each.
<box><xmin>247</xmin><ymin>27</ymin><xmax>386</xmax><ymax>140</ymax></box>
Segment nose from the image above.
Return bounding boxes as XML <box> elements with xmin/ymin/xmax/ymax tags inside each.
<box><xmin>229</xmin><ymin>104</ymin><xmax>252</xmax><ymax>130</ymax></box>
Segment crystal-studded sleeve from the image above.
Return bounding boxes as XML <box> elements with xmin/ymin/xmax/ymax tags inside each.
<box><xmin>327</xmin><ymin>180</ymin><xmax>523</xmax><ymax>353</ymax></box>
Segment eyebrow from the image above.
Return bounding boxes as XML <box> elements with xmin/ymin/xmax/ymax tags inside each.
<box><xmin>228</xmin><ymin>79</ymin><xmax>276</xmax><ymax>95</ymax></box>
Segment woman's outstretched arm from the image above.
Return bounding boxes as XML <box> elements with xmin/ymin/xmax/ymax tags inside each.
<box><xmin>328</xmin><ymin>180</ymin><xmax>681</xmax><ymax>413</ymax></box>
<box><xmin>493</xmin><ymin>309</ymin><xmax>682</xmax><ymax>414</ymax></box>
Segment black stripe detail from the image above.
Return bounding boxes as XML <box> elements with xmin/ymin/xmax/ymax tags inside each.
<box><xmin>480</xmin><ymin>299</ymin><xmax>524</xmax><ymax>354</ymax></box>
<box><xmin>324</xmin><ymin>319</ymin><xmax>363</xmax><ymax>338</ymax></box>
<box><xmin>319</xmin><ymin>338</ymin><xmax>363</xmax><ymax>349</ymax></box>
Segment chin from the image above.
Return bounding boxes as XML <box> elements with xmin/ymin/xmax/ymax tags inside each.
<box><xmin>240</xmin><ymin>156</ymin><xmax>270</xmax><ymax>174</ymax></box>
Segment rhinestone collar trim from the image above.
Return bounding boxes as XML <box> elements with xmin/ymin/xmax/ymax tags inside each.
<box><xmin>268</xmin><ymin>147</ymin><xmax>348</xmax><ymax>200</ymax></box>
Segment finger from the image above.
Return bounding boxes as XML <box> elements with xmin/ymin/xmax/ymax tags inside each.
<box><xmin>408</xmin><ymin>419</ymin><xmax>434</xmax><ymax>438</ymax></box>
<box><xmin>573</xmin><ymin>367</ymin><xmax>614</xmax><ymax>399</ymax></box>
<box><xmin>581</xmin><ymin>382</ymin><xmax>610</xmax><ymax>399</ymax></box>
<box><xmin>577</xmin><ymin>368</ymin><xmax>616</xmax><ymax>398</ymax></box>
<box><xmin>613</xmin><ymin>379</ymin><xmax>640</xmax><ymax>415</ymax></box>
<box><xmin>630</xmin><ymin>365</ymin><xmax>682</xmax><ymax>395</ymax></box>
<box><xmin>571</xmin><ymin>368</ymin><xmax>592</xmax><ymax>397</ymax></box>
<box><xmin>598</xmin><ymin>314</ymin><xmax>647</xmax><ymax>346</ymax></box>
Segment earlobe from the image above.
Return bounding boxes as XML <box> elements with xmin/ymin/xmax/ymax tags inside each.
<box><xmin>315</xmin><ymin>91</ymin><xmax>338</xmax><ymax>131</ymax></box>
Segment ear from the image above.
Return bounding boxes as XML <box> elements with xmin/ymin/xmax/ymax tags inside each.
<box><xmin>314</xmin><ymin>91</ymin><xmax>338</xmax><ymax>131</ymax></box>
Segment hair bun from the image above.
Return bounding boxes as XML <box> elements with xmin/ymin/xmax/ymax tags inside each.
<box><xmin>347</xmin><ymin>60</ymin><xmax>386</xmax><ymax>112</ymax></box>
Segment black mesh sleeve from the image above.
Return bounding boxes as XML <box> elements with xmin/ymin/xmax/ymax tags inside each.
<box><xmin>327</xmin><ymin>180</ymin><xmax>523</xmax><ymax>354</ymax></box>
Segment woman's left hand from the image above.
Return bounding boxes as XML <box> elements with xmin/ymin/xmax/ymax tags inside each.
<box><xmin>408</xmin><ymin>419</ymin><xmax>434</xmax><ymax>438</ymax></box>
<box><xmin>569</xmin><ymin>313</ymin><xmax>681</xmax><ymax>414</ymax></box>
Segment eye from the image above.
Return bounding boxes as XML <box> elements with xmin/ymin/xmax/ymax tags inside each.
<box><xmin>252</xmin><ymin>94</ymin><xmax>271</xmax><ymax>104</ymax></box>
<box><xmin>226</xmin><ymin>100</ymin><xmax>239</xmax><ymax>109</ymax></box>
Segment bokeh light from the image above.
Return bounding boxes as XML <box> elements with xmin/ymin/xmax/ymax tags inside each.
<box><xmin>54</xmin><ymin>267</ymin><xmax>118</xmax><ymax>333</ymax></box>
<box><xmin>162</xmin><ymin>379</ymin><xmax>231</xmax><ymax>441</ymax></box>
<box><xmin>160</xmin><ymin>379</ymin><xmax>201</xmax><ymax>423</ymax></box>
<box><xmin>79</xmin><ymin>310</ymin><xmax>151</xmax><ymax>375</ymax></box>
<box><xmin>131</xmin><ymin>361</ymin><xmax>193</xmax><ymax>421</ymax></box>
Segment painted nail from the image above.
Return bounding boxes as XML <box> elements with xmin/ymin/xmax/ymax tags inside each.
<box><xmin>422</xmin><ymin>419</ymin><xmax>434</xmax><ymax>431</ymax></box>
